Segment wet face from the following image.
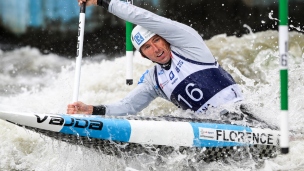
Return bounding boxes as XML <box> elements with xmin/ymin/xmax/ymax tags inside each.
<box><xmin>140</xmin><ymin>35</ymin><xmax>171</xmax><ymax>64</ymax></box>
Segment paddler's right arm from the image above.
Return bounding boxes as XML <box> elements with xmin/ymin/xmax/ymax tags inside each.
<box><xmin>67</xmin><ymin>67</ymin><xmax>169</xmax><ymax>116</ymax></box>
<box><xmin>100</xmin><ymin>67</ymin><xmax>169</xmax><ymax>116</ymax></box>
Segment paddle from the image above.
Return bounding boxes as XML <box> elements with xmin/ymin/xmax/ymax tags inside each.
<box><xmin>73</xmin><ymin>2</ymin><xmax>86</xmax><ymax>102</ymax></box>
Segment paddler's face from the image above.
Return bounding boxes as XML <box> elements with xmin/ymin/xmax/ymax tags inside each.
<box><xmin>140</xmin><ymin>35</ymin><xmax>171</xmax><ymax>64</ymax></box>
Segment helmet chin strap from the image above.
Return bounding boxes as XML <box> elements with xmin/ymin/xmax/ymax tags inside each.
<box><xmin>144</xmin><ymin>56</ymin><xmax>172</xmax><ymax>70</ymax></box>
<box><xmin>158</xmin><ymin>58</ymin><xmax>172</xmax><ymax>70</ymax></box>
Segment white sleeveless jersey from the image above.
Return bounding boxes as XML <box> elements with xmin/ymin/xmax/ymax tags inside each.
<box><xmin>155</xmin><ymin>51</ymin><xmax>243</xmax><ymax>113</ymax></box>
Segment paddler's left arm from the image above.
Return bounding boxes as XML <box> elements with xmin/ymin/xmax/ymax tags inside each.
<box><xmin>100</xmin><ymin>0</ymin><xmax>215</xmax><ymax>63</ymax></box>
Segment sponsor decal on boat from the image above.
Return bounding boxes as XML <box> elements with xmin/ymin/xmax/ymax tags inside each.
<box><xmin>35</xmin><ymin>115</ymin><xmax>103</xmax><ymax>130</ymax></box>
<box><xmin>199</xmin><ymin>127</ymin><xmax>275</xmax><ymax>145</ymax></box>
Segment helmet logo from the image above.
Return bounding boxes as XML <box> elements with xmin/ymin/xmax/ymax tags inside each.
<box><xmin>134</xmin><ymin>32</ymin><xmax>145</xmax><ymax>45</ymax></box>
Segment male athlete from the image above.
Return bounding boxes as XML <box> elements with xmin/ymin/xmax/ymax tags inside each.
<box><xmin>67</xmin><ymin>0</ymin><xmax>243</xmax><ymax>116</ymax></box>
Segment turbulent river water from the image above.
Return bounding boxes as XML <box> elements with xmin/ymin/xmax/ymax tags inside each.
<box><xmin>0</xmin><ymin>30</ymin><xmax>304</xmax><ymax>171</ymax></box>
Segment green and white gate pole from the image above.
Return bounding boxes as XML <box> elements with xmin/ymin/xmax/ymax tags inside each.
<box><xmin>279</xmin><ymin>0</ymin><xmax>289</xmax><ymax>154</ymax></box>
<box><xmin>126</xmin><ymin>0</ymin><xmax>134</xmax><ymax>85</ymax></box>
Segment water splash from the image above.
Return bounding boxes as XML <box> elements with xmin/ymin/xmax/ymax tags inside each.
<box><xmin>1</xmin><ymin>30</ymin><xmax>304</xmax><ymax>170</ymax></box>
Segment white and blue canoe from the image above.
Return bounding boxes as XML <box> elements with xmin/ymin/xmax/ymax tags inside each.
<box><xmin>0</xmin><ymin>111</ymin><xmax>279</xmax><ymax>162</ymax></box>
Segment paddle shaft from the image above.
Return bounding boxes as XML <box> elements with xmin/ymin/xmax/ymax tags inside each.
<box><xmin>73</xmin><ymin>3</ymin><xmax>86</xmax><ymax>102</ymax></box>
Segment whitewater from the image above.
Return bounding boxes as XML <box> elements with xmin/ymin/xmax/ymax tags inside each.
<box><xmin>0</xmin><ymin>30</ymin><xmax>304</xmax><ymax>171</ymax></box>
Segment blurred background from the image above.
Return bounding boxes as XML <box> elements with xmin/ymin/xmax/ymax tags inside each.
<box><xmin>0</xmin><ymin>0</ymin><xmax>303</xmax><ymax>58</ymax></box>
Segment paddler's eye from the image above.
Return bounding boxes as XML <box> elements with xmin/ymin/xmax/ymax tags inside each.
<box><xmin>144</xmin><ymin>45</ymin><xmax>150</xmax><ymax>50</ymax></box>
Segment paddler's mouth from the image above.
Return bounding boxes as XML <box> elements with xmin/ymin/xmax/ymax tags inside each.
<box><xmin>157</xmin><ymin>51</ymin><xmax>164</xmax><ymax>57</ymax></box>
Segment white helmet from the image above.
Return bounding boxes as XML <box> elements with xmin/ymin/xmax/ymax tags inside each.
<box><xmin>131</xmin><ymin>25</ymin><xmax>156</xmax><ymax>50</ymax></box>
